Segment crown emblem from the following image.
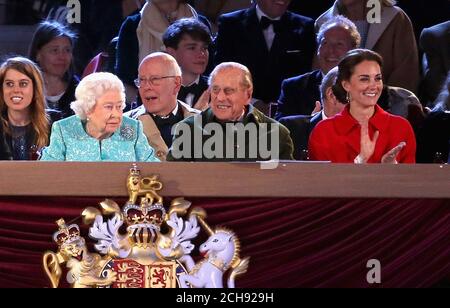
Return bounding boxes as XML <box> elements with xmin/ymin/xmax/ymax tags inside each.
<box><xmin>52</xmin><ymin>219</ymin><xmax>80</xmax><ymax>246</ymax></box>
<box><xmin>123</xmin><ymin>202</ymin><xmax>166</xmax><ymax>227</ymax></box>
<box><xmin>129</xmin><ymin>165</ymin><xmax>140</xmax><ymax>177</ymax></box>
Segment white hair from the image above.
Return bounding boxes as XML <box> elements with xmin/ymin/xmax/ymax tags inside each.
<box><xmin>209</xmin><ymin>62</ymin><xmax>253</xmax><ymax>89</ymax></box>
<box><xmin>70</xmin><ymin>72</ymin><xmax>126</xmax><ymax>119</ymax></box>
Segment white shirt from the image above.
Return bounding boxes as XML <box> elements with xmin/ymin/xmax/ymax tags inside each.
<box><xmin>256</xmin><ymin>5</ymin><xmax>281</xmax><ymax>50</ymax></box>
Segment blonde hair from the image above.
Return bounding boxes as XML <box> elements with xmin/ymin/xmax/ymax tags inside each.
<box><xmin>0</xmin><ymin>57</ymin><xmax>49</xmax><ymax>149</ymax></box>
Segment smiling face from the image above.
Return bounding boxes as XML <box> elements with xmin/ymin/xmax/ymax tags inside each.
<box><xmin>2</xmin><ymin>69</ymin><xmax>34</xmax><ymax>113</ymax></box>
<box><xmin>342</xmin><ymin>60</ymin><xmax>383</xmax><ymax>109</ymax></box>
<box><xmin>36</xmin><ymin>36</ymin><xmax>72</xmax><ymax>78</ymax></box>
<box><xmin>318</xmin><ymin>26</ymin><xmax>355</xmax><ymax>74</ymax></box>
<box><xmin>167</xmin><ymin>35</ymin><xmax>209</xmax><ymax>77</ymax></box>
<box><xmin>210</xmin><ymin>68</ymin><xmax>252</xmax><ymax>122</ymax></box>
<box><xmin>86</xmin><ymin>89</ymin><xmax>124</xmax><ymax>137</ymax></box>
<box><xmin>257</xmin><ymin>0</ymin><xmax>292</xmax><ymax>18</ymax></box>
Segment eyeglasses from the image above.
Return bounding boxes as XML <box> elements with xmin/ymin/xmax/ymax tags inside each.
<box><xmin>134</xmin><ymin>76</ymin><xmax>177</xmax><ymax>88</ymax></box>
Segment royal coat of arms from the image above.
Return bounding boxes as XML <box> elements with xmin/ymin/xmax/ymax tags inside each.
<box><xmin>42</xmin><ymin>166</ymin><xmax>250</xmax><ymax>288</ymax></box>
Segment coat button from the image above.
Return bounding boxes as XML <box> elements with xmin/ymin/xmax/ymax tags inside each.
<box><xmin>157</xmin><ymin>151</ymin><xmax>164</xmax><ymax>157</ymax></box>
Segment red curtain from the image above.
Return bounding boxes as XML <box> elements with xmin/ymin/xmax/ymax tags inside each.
<box><xmin>0</xmin><ymin>197</ymin><xmax>449</xmax><ymax>288</ymax></box>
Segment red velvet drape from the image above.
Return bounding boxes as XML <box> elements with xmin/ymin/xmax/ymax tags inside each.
<box><xmin>0</xmin><ymin>197</ymin><xmax>449</xmax><ymax>288</ymax></box>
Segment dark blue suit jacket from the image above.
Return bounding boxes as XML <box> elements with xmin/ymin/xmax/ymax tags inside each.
<box><xmin>214</xmin><ymin>5</ymin><xmax>315</xmax><ymax>103</ymax></box>
<box><xmin>276</xmin><ymin>69</ymin><xmax>322</xmax><ymax>120</ymax></box>
<box><xmin>279</xmin><ymin>112</ymin><xmax>323</xmax><ymax>160</ymax></box>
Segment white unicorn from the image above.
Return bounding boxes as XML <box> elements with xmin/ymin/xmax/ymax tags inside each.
<box><xmin>179</xmin><ymin>228</ymin><xmax>249</xmax><ymax>288</ymax></box>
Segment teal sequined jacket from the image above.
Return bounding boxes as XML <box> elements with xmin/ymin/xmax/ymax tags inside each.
<box><xmin>40</xmin><ymin>115</ymin><xmax>159</xmax><ymax>162</ymax></box>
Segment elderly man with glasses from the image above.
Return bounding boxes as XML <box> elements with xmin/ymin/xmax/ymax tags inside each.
<box><xmin>167</xmin><ymin>62</ymin><xmax>294</xmax><ymax>162</ymax></box>
<box><xmin>125</xmin><ymin>52</ymin><xmax>199</xmax><ymax>161</ymax></box>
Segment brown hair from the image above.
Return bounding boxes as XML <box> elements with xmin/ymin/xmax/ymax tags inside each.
<box><xmin>332</xmin><ymin>49</ymin><xmax>383</xmax><ymax>104</ymax></box>
<box><xmin>0</xmin><ymin>57</ymin><xmax>49</xmax><ymax>149</ymax></box>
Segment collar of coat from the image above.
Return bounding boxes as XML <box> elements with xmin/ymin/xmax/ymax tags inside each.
<box><xmin>333</xmin><ymin>104</ymin><xmax>389</xmax><ymax>136</ymax></box>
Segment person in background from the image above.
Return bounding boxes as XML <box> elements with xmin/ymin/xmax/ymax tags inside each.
<box><xmin>417</xmin><ymin>73</ymin><xmax>450</xmax><ymax>163</ymax></box>
<box><xmin>40</xmin><ymin>72</ymin><xmax>159</xmax><ymax>162</ymax></box>
<box><xmin>280</xmin><ymin>67</ymin><xmax>346</xmax><ymax>160</ymax></box>
<box><xmin>309</xmin><ymin>49</ymin><xmax>416</xmax><ymax>163</ymax></box>
<box><xmin>419</xmin><ymin>21</ymin><xmax>450</xmax><ymax>107</ymax></box>
<box><xmin>276</xmin><ymin>15</ymin><xmax>360</xmax><ymax>119</ymax></box>
<box><xmin>0</xmin><ymin>57</ymin><xmax>51</xmax><ymax>160</ymax></box>
<box><xmin>163</xmin><ymin>18</ymin><xmax>212</xmax><ymax>111</ymax></box>
<box><xmin>316</xmin><ymin>0</ymin><xmax>419</xmax><ymax>94</ymax></box>
<box><xmin>214</xmin><ymin>0</ymin><xmax>316</xmax><ymax>104</ymax></box>
<box><xmin>29</xmin><ymin>20</ymin><xmax>79</xmax><ymax>119</ymax></box>
<box><xmin>115</xmin><ymin>0</ymin><xmax>210</xmax><ymax>103</ymax></box>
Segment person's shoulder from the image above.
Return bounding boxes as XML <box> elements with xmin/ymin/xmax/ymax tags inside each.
<box><xmin>220</xmin><ymin>8</ymin><xmax>249</xmax><ymax>19</ymax></box>
<box><xmin>124</xmin><ymin>105</ymin><xmax>146</xmax><ymax>119</ymax></box>
<box><xmin>122</xmin><ymin>116</ymin><xmax>140</xmax><ymax>127</ymax></box>
<box><xmin>119</xmin><ymin>12</ymin><xmax>141</xmax><ymax>32</ymax></box>
<box><xmin>124</xmin><ymin>12</ymin><xmax>141</xmax><ymax>23</ymax></box>
<box><xmin>286</xmin><ymin>10</ymin><xmax>314</xmax><ymax>26</ymax></box>
<box><xmin>252</xmin><ymin>108</ymin><xmax>289</xmax><ymax>131</ymax></box>
<box><xmin>278</xmin><ymin>114</ymin><xmax>312</xmax><ymax>128</ymax></box>
<box><xmin>421</xmin><ymin>20</ymin><xmax>450</xmax><ymax>39</ymax></box>
<box><xmin>282</xmin><ymin>74</ymin><xmax>306</xmax><ymax>87</ymax></box>
<box><xmin>218</xmin><ymin>7</ymin><xmax>251</xmax><ymax>25</ymax></box>
<box><xmin>56</xmin><ymin>115</ymin><xmax>79</xmax><ymax>126</ymax></box>
<box><xmin>284</xmin><ymin>70</ymin><xmax>319</xmax><ymax>85</ymax></box>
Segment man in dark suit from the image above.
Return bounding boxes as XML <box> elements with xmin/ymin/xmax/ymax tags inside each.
<box><xmin>164</xmin><ymin>18</ymin><xmax>212</xmax><ymax>111</ymax></box>
<box><xmin>276</xmin><ymin>15</ymin><xmax>360</xmax><ymax>119</ymax></box>
<box><xmin>279</xmin><ymin>67</ymin><xmax>345</xmax><ymax>160</ymax></box>
<box><xmin>420</xmin><ymin>21</ymin><xmax>450</xmax><ymax>106</ymax></box>
<box><xmin>214</xmin><ymin>0</ymin><xmax>316</xmax><ymax>104</ymax></box>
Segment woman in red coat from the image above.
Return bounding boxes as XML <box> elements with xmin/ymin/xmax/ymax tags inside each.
<box><xmin>308</xmin><ymin>49</ymin><xmax>416</xmax><ymax>163</ymax></box>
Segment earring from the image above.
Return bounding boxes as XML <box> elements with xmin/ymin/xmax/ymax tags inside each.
<box><xmin>346</xmin><ymin>92</ymin><xmax>351</xmax><ymax>104</ymax></box>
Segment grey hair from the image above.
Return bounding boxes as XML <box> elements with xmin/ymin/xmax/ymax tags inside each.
<box><xmin>317</xmin><ymin>15</ymin><xmax>361</xmax><ymax>48</ymax></box>
<box><xmin>208</xmin><ymin>62</ymin><xmax>253</xmax><ymax>89</ymax></box>
<box><xmin>70</xmin><ymin>72</ymin><xmax>126</xmax><ymax>119</ymax></box>
<box><xmin>320</xmin><ymin>66</ymin><xmax>339</xmax><ymax>102</ymax></box>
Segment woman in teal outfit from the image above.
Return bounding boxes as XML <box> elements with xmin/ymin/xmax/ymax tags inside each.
<box><xmin>40</xmin><ymin>72</ymin><xmax>159</xmax><ymax>162</ymax></box>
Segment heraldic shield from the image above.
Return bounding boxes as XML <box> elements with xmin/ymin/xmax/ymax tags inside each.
<box><xmin>42</xmin><ymin>166</ymin><xmax>250</xmax><ymax>288</ymax></box>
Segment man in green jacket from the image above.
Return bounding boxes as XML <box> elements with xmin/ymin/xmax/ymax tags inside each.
<box><xmin>167</xmin><ymin>62</ymin><xmax>294</xmax><ymax>162</ymax></box>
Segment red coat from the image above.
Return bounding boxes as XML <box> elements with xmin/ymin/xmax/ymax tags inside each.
<box><xmin>308</xmin><ymin>105</ymin><xmax>416</xmax><ymax>163</ymax></box>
